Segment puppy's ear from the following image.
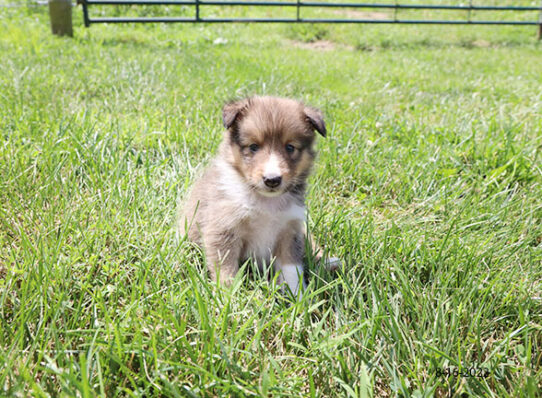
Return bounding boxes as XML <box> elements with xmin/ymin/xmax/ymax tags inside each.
<box><xmin>304</xmin><ymin>106</ymin><xmax>326</xmax><ymax>137</ymax></box>
<box><xmin>223</xmin><ymin>98</ymin><xmax>250</xmax><ymax>129</ymax></box>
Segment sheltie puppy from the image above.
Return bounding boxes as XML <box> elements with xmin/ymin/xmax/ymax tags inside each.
<box><xmin>178</xmin><ymin>96</ymin><xmax>339</xmax><ymax>298</ymax></box>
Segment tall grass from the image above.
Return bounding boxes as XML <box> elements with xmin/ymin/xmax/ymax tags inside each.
<box><xmin>0</xmin><ymin>4</ymin><xmax>541</xmax><ymax>396</ymax></box>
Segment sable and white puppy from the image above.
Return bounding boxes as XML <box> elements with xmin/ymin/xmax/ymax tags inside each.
<box><xmin>178</xmin><ymin>96</ymin><xmax>336</xmax><ymax>298</ymax></box>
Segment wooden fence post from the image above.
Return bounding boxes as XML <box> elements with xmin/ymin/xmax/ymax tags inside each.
<box><xmin>49</xmin><ymin>0</ymin><xmax>73</xmax><ymax>37</ymax></box>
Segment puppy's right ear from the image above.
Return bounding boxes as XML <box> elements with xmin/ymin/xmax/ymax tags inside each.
<box><xmin>304</xmin><ymin>106</ymin><xmax>326</xmax><ymax>138</ymax></box>
<box><xmin>222</xmin><ymin>98</ymin><xmax>250</xmax><ymax>129</ymax></box>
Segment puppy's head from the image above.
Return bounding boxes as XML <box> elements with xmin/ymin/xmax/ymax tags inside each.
<box><xmin>221</xmin><ymin>96</ymin><xmax>326</xmax><ymax>198</ymax></box>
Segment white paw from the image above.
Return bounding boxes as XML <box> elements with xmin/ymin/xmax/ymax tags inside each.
<box><xmin>323</xmin><ymin>257</ymin><xmax>341</xmax><ymax>272</ymax></box>
<box><xmin>278</xmin><ymin>264</ymin><xmax>305</xmax><ymax>299</ymax></box>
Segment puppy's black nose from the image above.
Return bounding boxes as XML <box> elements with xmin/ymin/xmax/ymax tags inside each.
<box><xmin>263</xmin><ymin>176</ymin><xmax>282</xmax><ymax>188</ymax></box>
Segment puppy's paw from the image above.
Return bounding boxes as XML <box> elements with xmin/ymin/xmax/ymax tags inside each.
<box><xmin>322</xmin><ymin>256</ymin><xmax>341</xmax><ymax>272</ymax></box>
<box><xmin>277</xmin><ymin>264</ymin><xmax>305</xmax><ymax>300</ymax></box>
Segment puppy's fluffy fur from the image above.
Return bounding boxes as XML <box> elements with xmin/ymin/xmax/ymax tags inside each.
<box><xmin>178</xmin><ymin>96</ymin><xmax>331</xmax><ymax>297</ymax></box>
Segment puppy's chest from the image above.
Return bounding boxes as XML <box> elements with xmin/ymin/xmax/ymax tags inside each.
<box><xmin>240</xmin><ymin>204</ymin><xmax>305</xmax><ymax>263</ymax></box>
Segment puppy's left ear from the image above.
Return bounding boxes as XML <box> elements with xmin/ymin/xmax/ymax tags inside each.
<box><xmin>304</xmin><ymin>106</ymin><xmax>326</xmax><ymax>137</ymax></box>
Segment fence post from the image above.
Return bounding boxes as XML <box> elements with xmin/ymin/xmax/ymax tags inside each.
<box><xmin>48</xmin><ymin>0</ymin><xmax>73</xmax><ymax>37</ymax></box>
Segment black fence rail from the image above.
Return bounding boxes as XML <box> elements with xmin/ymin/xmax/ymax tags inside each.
<box><xmin>80</xmin><ymin>0</ymin><xmax>542</xmax><ymax>34</ymax></box>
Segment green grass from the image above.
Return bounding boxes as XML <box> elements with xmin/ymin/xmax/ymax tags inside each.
<box><xmin>1</xmin><ymin>3</ymin><xmax>541</xmax><ymax>397</ymax></box>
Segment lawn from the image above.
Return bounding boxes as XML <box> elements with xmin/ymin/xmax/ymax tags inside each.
<box><xmin>0</xmin><ymin>2</ymin><xmax>541</xmax><ymax>397</ymax></box>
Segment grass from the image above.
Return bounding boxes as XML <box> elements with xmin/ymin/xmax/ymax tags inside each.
<box><xmin>1</xmin><ymin>2</ymin><xmax>541</xmax><ymax>396</ymax></box>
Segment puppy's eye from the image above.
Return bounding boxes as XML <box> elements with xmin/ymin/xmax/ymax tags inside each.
<box><xmin>285</xmin><ymin>144</ymin><xmax>295</xmax><ymax>154</ymax></box>
<box><xmin>249</xmin><ymin>144</ymin><xmax>259</xmax><ymax>153</ymax></box>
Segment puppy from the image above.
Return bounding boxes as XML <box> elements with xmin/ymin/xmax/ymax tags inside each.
<box><xmin>178</xmin><ymin>96</ymin><xmax>335</xmax><ymax>298</ymax></box>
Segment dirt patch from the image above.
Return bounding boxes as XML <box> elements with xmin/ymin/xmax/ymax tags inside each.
<box><xmin>459</xmin><ymin>39</ymin><xmax>493</xmax><ymax>49</ymax></box>
<box><xmin>290</xmin><ymin>40</ymin><xmax>354</xmax><ymax>52</ymax></box>
<box><xmin>290</xmin><ymin>39</ymin><xmax>337</xmax><ymax>51</ymax></box>
<box><xmin>472</xmin><ymin>39</ymin><xmax>491</xmax><ymax>48</ymax></box>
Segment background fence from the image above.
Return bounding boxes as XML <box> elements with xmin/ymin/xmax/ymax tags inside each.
<box><xmin>78</xmin><ymin>0</ymin><xmax>542</xmax><ymax>30</ymax></box>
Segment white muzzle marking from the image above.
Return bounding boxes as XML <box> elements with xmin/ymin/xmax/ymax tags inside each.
<box><xmin>263</xmin><ymin>153</ymin><xmax>281</xmax><ymax>180</ymax></box>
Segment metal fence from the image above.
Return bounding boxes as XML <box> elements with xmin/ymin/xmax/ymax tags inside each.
<box><xmin>80</xmin><ymin>0</ymin><xmax>542</xmax><ymax>33</ymax></box>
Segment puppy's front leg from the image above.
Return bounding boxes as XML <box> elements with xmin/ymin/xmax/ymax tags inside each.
<box><xmin>203</xmin><ymin>229</ymin><xmax>241</xmax><ymax>285</ymax></box>
<box><xmin>274</xmin><ymin>222</ymin><xmax>306</xmax><ymax>299</ymax></box>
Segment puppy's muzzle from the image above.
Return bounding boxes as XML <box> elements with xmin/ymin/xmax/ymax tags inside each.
<box><xmin>263</xmin><ymin>175</ymin><xmax>282</xmax><ymax>188</ymax></box>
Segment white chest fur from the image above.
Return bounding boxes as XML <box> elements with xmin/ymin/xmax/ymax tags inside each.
<box><xmin>215</xmin><ymin>158</ymin><xmax>306</xmax><ymax>263</ymax></box>
<box><xmin>241</xmin><ymin>202</ymin><xmax>305</xmax><ymax>263</ymax></box>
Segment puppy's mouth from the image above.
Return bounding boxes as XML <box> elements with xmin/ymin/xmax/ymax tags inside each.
<box><xmin>257</xmin><ymin>187</ymin><xmax>284</xmax><ymax>198</ymax></box>
<box><xmin>248</xmin><ymin>182</ymin><xmax>286</xmax><ymax>198</ymax></box>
